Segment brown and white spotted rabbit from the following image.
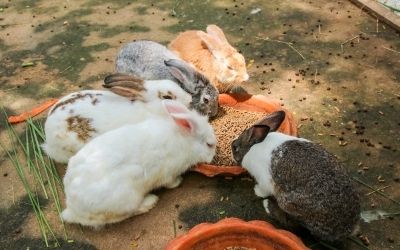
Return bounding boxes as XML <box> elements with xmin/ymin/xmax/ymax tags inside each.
<box><xmin>43</xmin><ymin>74</ymin><xmax>191</xmax><ymax>163</ymax></box>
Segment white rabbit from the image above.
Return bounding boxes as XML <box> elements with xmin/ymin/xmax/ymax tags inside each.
<box><xmin>43</xmin><ymin>74</ymin><xmax>192</xmax><ymax>163</ymax></box>
<box><xmin>231</xmin><ymin>111</ymin><xmax>360</xmax><ymax>242</ymax></box>
<box><xmin>61</xmin><ymin>100</ymin><xmax>216</xmax><ymax>227</ymax></box>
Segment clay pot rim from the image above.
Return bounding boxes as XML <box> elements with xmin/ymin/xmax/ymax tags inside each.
<box><xmin>165</xmin><ymin>217</ymin><xmax>309</xmax><ymax>250</ymax></box>
<box><xmin>193</xmin><ymin>93</ymin><xmax>298</xmax><ymax>177</ymax></box>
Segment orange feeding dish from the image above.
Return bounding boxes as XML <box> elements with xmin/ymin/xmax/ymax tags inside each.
<box><xmin>193</xmin><ymin>93</ymin><xmax>298</xmax><ymax>177</ymax></box>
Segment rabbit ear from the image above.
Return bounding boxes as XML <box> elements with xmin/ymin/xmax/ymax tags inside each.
<box><xmin>197</xmin><ymin>31</ymin><xmax>224</xmax><ymax>56</ymax></box>
<box><xmin>248</xmin><ymin>125</ymin><xmax>270</xmax><ymax>144</ymax></box>
<box><xmin>103</xmin><ymin>73</ymin><xmax>146</xmax><ymax>100</ymax></box>
<box><xmin>164</xmin><ymin>59</ymin><xmax>198</xmax><ymax>94</ymax></box>
<box><xmin>206</xmin><ymin>24</ymin><xmax>229</xmax><ymax>44</ymax></box>
<box><xmin>104</xmin><ymin>73</ymin><xmax>144</xmax><ymax>85</ymax></box>
<box><xmin>255</xmin><ymin>111</ymin><xmax>286</xmax><ymax>132</ymax></box>
<box><xmin>162</xmin><ymin>99</ymin><xmax>195</xmax><ymax>133</ymax></box>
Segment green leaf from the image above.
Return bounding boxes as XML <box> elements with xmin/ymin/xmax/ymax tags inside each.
<box><xmin>22</xmin><ymin>62</ymin><xmax>34</xmax><ymax>68</ymax></box>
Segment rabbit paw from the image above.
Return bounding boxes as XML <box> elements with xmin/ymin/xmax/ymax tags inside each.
<box><xmin>135</xmin><ymin>194</ymin><xmax>159</xmax><ymax>215</ymax></box>
<box><xmin>165</xmin><ymin>176</ymin><xmax>183</xmax><ymax>189</ymax></box>
<box><xmin>262</xmin><ymin>199</ymin><xmax>271</xmax><ymax>214</ymax></box>
<box><xmin>254</xmin><ymin>184</ymin><xmax>269</xmax><ymax>198</ymax></box>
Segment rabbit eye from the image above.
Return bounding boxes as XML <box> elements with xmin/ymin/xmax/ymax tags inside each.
<box><xmin>203</xmin><ymin>97</ymin><xmax>210</xmax><ymax>104</ymax></box>
<box><xmin>207</xmin><ymin>143</ymin><xmax>215</xmax><ymax>148</ymax></box>
<box><xmin>227</xmin><ymin>65</ymin><xmax>234</xmax><ymax>70</ymax></box>
<box><xmin>162</xmin><ymin>95</ymin><xmax>173</xmax><ymax>100</ymax></box>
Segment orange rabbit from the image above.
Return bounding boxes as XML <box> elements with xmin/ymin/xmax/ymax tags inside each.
<box><xmin>169</xmin><ymin>24</ymin><xmax>249</xmax><ymax>93</ymax></box>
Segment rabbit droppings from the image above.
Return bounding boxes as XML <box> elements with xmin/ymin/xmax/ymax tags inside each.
<box><xmin>115</xmin><ymin>40</ymin><xmax>219</xmax><ymax>117</ymax></box>
<box><xmin>231</xmin><ymin>111</ymin><xmax>360</xmax><ymax>242</ymax></box>
<box><xmin>62</xmin><ymin>100</ymin><xmax>216</xmax><ymax>228</ymax></box>
<box><xmin>43</xmin><ymin>74</ymin><xmax>191</xmax><ymax>163</ymax></box>
<box><xmin>169</xmin><ymin>24</ymin><xmax>249</xmax><ymax>93</ymax></box>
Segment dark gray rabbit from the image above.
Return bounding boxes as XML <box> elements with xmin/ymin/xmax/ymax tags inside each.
<box><xmin>231</xmin><ymin>111</ymin><xmax>360</xmax><ymax>242</ymax></box>
<box><xmin>115</xmin><ymin>40</ymin><xmax>219</xmax><ymax>117</ymax></box>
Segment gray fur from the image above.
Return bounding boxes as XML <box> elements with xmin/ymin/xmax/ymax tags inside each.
<box><xmin>231</xmin><ymin>125</ymin><xmax>269</xmax><ymax>165</ymax></box>
<box><xmin>164</xmin><ymin>59</ymin><xmax>219</xmax><ymax>117</ymax></box>
<box><xmin>232</xmin><ymin>111</ymin><xmax>360</xmax><ymax>242</ymax></box>
<box><xmin>115</xmin><ymin>40</ymin><xmax>219</xmax><ymax>117</ymax></box>
<box><xmin>271</xmin><ymin>140</ymin><xmax>360</xmax><ymax>242</ymax></box>
<box><xmin>231</xmin><ymin>111</ymin><xmax>285</xmax><ymax>164</ymax></box>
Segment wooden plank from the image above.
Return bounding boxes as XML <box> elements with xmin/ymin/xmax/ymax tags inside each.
<box><xmin>349</xmin><ymin>0</ymin><xmax>400</xmax><ymax>32</ymax></box>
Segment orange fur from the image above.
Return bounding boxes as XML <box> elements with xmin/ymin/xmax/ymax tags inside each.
<box><xmin>169</xmin><ymin>31</ymin><xmax>219</xmax><ymax>83</ymax></box>
<box><xmin>169</xmin><ymin>25</ymin><xmax>248</xmax><ymax>93</ymax></box>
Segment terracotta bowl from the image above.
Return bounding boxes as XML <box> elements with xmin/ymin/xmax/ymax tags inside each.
<box><xmin>165</xmin><ymin>218</ymin><xmax>309</xmax><ymax>250</ymax></box>
<box><xmin>193</xmin><ymin>93</ymin><xmax>298</xmax><ymax>177</ymax></box>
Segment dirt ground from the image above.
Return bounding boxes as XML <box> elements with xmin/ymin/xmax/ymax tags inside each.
<box><xmin>0</xmin><ymin>0</ymin><xmax>399</xmax><ymax>249</ymax></box>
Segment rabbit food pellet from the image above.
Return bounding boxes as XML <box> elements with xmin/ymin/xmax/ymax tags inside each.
<box><xmin>210</xmin><ymin>106</ymin><xmax>266</xmax><ymax>166</ymax></box>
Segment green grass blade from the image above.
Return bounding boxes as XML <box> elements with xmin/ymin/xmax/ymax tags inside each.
<box><xmin>318</xmin><ymin>241</ymin><xmax>339</xmax><ymax>250</ymax></box>
<box><xmin>348</xmin><ymin>236</ymin><xmax>371</xmax><ymax>250</ymax></box>
<box><xmin>0</xmin><ymin>141</ymin><xmax>50</xmax><ymax>247</ymax></box>
<box><xmin>25</xmin><ymin>123</ymin><xmax>48</xmax><ymax>198</ymax></box>
<box><xmin>353</xmin><ymin>177</ymin><xmax>400</xmax><ymax>206</ymax></box>
<box><xmin>1</xmin><ymin>108</ymin><xmax>64</xmax><ymax>246</ymax></box>
<box><xmin>27</xmin><ymin>118</ymin><xmax>67</xmax><ymax>240</ymax></box>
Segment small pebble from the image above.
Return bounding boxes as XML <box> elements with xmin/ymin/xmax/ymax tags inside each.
<box><xmin>323</xmin><ymin>120</ymin><xmax>331</xmax><ymax>127</ymax></box>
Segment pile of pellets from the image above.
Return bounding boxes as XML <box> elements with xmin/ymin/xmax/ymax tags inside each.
<box><xmin>210</xmin><ymin>106</ymin><xmax>266</xmax><ymax>166</ymax></box>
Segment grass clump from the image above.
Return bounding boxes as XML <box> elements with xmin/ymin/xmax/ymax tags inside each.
<box><xmin>0</xmin><ymin>109</ymin><xmax>67</xmax><ymax>247</ymax></box>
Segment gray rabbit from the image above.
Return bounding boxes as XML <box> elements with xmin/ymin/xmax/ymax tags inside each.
<box><xmin>231</xmin><ymin>111</ymin><xmax>360</xmax><ymax>242</ymax></box>
<box><xmin>115</xmin><ymin>40</ymin><xmax>219</xmax><ymax>117</ymax></box>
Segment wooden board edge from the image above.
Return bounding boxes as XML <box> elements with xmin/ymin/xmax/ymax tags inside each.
<box><xmin>349</xmin><ymin>0</ymin><xmax>400</xmax><ymax>32</ymax></box>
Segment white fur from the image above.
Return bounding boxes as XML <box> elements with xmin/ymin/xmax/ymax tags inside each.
<box><xmin>142</xmin><ymin>80</ymin><xmax>192</xmax><ymax>105</ymax></box>
<box><xmin>61</xmin><ymin>102</ymin><xmax>216</xmax><ymax>227</ymax></box>
<box><xmin>262</xmin><ymin>199</ymin><xmax>270</xmax><ymax>214</ymax></box>
<box><xmin>43</xmin><ymin>80</ymin><xmax>192</xmax><ymax>163</ymax></box>
<box><xmin>242</xmin><ymin>132</ymin><xmax>308</xmax><ymax>198</ymax></box>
